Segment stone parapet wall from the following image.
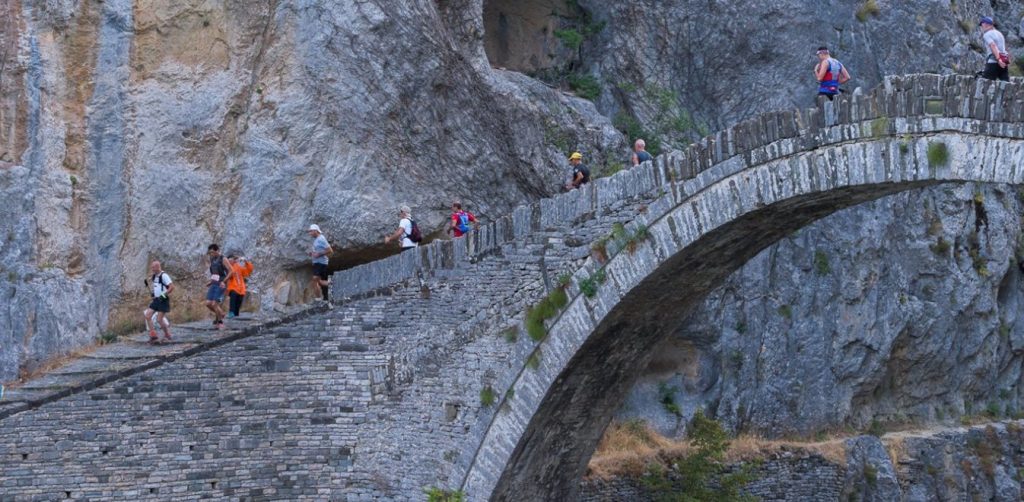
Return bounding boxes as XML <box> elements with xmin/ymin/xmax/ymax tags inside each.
<box><xmin>332</xmin><ymin>75</ymin><xmax>1024</xmax><ymax>304</ymax></box>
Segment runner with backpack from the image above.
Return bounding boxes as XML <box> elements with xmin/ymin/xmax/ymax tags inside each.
<box><xmin>447</xmin><ymin>201</ymin><xmax>479</xmax><ymax>238</ymax></box>
<box><xmin>814</xmin><ymin>46</ymin><xmax>851</xmax><ymax>100</ymax></box>
<box><xmin>143</xmin><ymin>260</ymin><xmax>175</xmax><ymax>344</ymax></box>
<box><xmin>385</xmin><ymin>205</ymin><xmax>421</xmax><ymax>251</ymax></box>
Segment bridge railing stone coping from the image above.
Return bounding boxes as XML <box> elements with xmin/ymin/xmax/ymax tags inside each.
<box><xmin>332</xmin><ymin>74</ymin><xmax>1023</xmax><ymax>301</ymax></box>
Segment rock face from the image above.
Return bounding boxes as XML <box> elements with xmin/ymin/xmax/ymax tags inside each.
<box><xmin>579</xmin><ymin>421</ymin><xmax>1024</xmax><ymax>502</ymax></box>
<box><xmin>0</xmin><ymin>0</ymin><xmax>623</xmax><ymax>381</ymax></box>
<box><xmin>621</xmin><ymin>183</ymin><xmax>1024</xmax><ymax>437</ymax></box>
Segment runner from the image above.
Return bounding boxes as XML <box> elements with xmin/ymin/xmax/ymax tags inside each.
<box><xmin>205</xmin><ymin>244</ymin><xmax>234</xmax><ymax>330</ymax></box>
<box><xmin>143</xmin><ymin>260</ymin><xmax>175</xmax><ymax>343</ymax></box>
<box><xmin>308</xmin><ymin>225</ymin><xmax>333</xmax><ymax>302</ymax></box>
<box><xmin>979</xmin><ymin>17</ymin><xmax>1009</xmax><ymax>82</ymax></box>
<box><xmin>225</xmin><ymin>254</ymin><xmax>254</xmax><ymax>317</ymax></box>
<box><xmin>814</xmin><ymin>46</ymin><xmax>851</xmax><ymax>100</ymax></box>
<box><xmin>566</xmin><ymin>152</ymin><xmax>590</xmax><ymax>190</ymax></box>
<box><xmin>447</xmin><ymin>201</ymin><xmax>479</xmax><ymax>238</ymax></box>
<box><xmin>384</xmin><ymin>205</ymin><xmax>419</xmax><ymax>251</ymax></box>
<box><xmin>631</xmin><ymin>139</ymin><xmax>653</xmax><ymax>167</ymax></box>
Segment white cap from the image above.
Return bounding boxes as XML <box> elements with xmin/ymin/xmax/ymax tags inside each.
<box><xmin>308</xmin><ymin>224</ymin><xmax>321</xmax><ymax>232</ymax></box>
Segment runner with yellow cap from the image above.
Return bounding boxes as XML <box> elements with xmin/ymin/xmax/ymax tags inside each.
<box><xmin>567</xmin><ymin>152</ymin><xmax>590</xmax><ymax>190</ymax></box>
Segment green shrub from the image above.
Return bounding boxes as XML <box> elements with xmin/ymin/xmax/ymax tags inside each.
<box><xmin>985</xmin><ymin>401</ymin><xmax>1001</xmax><ymax>418</ymax></box>
<box><xmin>579</xmin><ymin>277</ymin><xmax>598</xmax><ymax>298</ymax></box>
<box><xmin>525</xmin><ymin>306</ymin><xmax>548</xmax><ymax>341</ymax></box>
<box><xmin>502</xmin><ymin>327</ymin><xmax>518</xmax><ymax>343</ymax></box>
<box><xmin>927</xmin><ymin>142</ymin><xmax>950</xmax><ymax>167</ymax></box>
<box><xmin>480</xmin><ymin>385</ymin><xmax>496</xmax><ymax>407</ymax></box>
<box><xmin>867</xmin><ymin>419</ymin><xmax>884</xmax><ymax>437</ymax></box>
<box><xmin>548</xmin><ymin>287</ymin><xmax>569</xmax><ymax>310</ymax></box>
<box><xmin>778</xmin><ymin>304</ymin><xmax>792</xmax><ymax>320</ymax></box>
<box><xmin>645</xmin><ymin>410</ymin><xmax>758</xmax><ymax>502</ymax></box>
<box><xmin>613</xmin><ymin>113</ymin><xmax>662</xmax><ymax>156</ymax></box>
<box><xmin>813</xmin><ymin>250</ymin><xmax>830</xmax><ymax>276</ymax></box>
<box><xmin>553</xmin><ymin>28</ymin><xmax>583</xmax><ymax>49</ymax></box>
<box><xmin>870</xmin><ymin>116</ymin><xmax>889</xmax><ymax>138</ymax></box>
<box><xmin>863</xmin><ymin>463</ymin><xmax>878</xmax><ymax>485</ymax></box>
<box><xmin>425</xmin><ymin>487</ymin><xmax>465</xmax><ymax>502</ymax></box>
<box><xmin>534</xmin><ymin>296</ymin><xmax>558</xmax><ymax>320</ymax></box>
<box><xmin>930</xmin><ymin>237</ymin><xmax>950</xmax><ymax>256</ymax></box>
<box><xmin>99</xmin><ymin>332</ymin><xmax>118</xmax><ymax>345</ymax></box>
<box><xmin>580</xmin><ymin>268</ymin><xmax>608</xmax><ymax>299</ymax></box>
<box><xmin>527</xmin><ymin>351</ymin><xmax>542</xmax><ymax>370</ymax></box>
<box><xmin>659</xmin><ymin>383</ymin><xmax>683</xmax><ymax>416</ymax></box>
<box><xmin>611</xmin><ymin>222</ymin><xmax>628</xmax><ymax>243</ymax></box>
<box><xmin>567</xmin><ymin>74</ymin><xmax>601</xmax><ymax>101</ymax></box>
<box><xmin>557</xmin><ymin>272</ymin><xmax>573</xmax><ymax>289</ymax></box>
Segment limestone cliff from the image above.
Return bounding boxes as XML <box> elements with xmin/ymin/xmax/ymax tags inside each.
<box><xmin>0</xmin><ymin>0</ymin><xmax>621</xmax><ymax>381</ymax></box>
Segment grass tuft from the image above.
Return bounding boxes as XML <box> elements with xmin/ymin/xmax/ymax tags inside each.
<box><xmin>927</xmin><ymin>142</ymin><xmax>950</xmax><ymax>167</ymax></box>
<box><xmin>480</xmin><ymin>385</ymin><xmax>496</xmax><ymax>407</ymax></box>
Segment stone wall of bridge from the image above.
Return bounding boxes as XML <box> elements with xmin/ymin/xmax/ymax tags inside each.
<box><xmin>2</xmin><ymin>74</ymin><xmax>1024</xmax><ymax>501</ymax></box>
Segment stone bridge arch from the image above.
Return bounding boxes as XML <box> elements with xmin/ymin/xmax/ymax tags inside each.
<box><xmin>446</xmin><ymin>74</ymin><xmax>1024</xmax><ymax>500</ymax></box>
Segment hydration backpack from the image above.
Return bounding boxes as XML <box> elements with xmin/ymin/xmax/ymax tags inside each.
<box><xmin>456</xmin><ymin>211</ymin><xmax>471</xmax><ymax>234</ymax></box>
<box><xmin>409</xmin><ymin>220</ymin><xmax>423</xmax><ymax>243</ymax></box>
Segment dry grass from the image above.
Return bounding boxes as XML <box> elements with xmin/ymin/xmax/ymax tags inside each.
<box><xmin>587</xmin><ymin>420</ymin><xmax>851</xmax><ymax>479</ymax></box>
<box><xmin>7</xmin><ymin>344</ymin><xmax>102</xmax><ymax>387</ymax></box>
<box><xmin>4</xmin><ymin>290</ymin><xmax>212</xmax><ymax>387</ymax></box>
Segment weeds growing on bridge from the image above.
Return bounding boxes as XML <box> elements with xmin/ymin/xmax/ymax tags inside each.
<box><xmin>480</xmin><ymin>385</ymin><xmax>496</xmax><ymax>407</ymax></box>
<box><xmin>870</xmin><ymin>116</ymin><xmax>890</xmax><ymax>138</ymax></box>
<box><xmin>927</xmin><ymin>141</ymin><xmax>950</xmax><ymax>168</ymax></box>
<box><xmin>527</xmin><ymin>350</ymin><xmax>542</xmax><ymax>370</ymax></box>
<box><xmin>424</xmin><ymin>487</ymin><xmax>465</xmax><ymax>502</ymax></box>
<box><xmin>579</xmin><ymin>268</ymin><xmax>607</xmax><ymax>298</ymax></box>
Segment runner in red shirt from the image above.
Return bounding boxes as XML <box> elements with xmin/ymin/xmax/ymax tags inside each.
<box><xmin>447</xmin><ymin>201</ymin><xmax>479</xmax><ymax>238</ymax></box>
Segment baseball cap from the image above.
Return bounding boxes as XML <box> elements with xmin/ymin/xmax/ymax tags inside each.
<box><xmin>569</xmin><ymin>152</ymin><xmax>583</xmax><ymax>161</ymax></box>
<box><xmin>979</xmin><ymin>16</ymin><xmax>994</xmax><ymax>26</ymax></box>
<box><xmin>308</xmin><ymin>224</ymin><xmax>321</xmax><ymax>232</ymax></box>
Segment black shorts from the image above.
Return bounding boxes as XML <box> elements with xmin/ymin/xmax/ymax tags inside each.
<box><xmin>982</xmin><ymin>62</ymin><xmax>1010</xmax><ymax>82</ymax></box>
<box><xmin>148</xmin><ymin>297</ymin><xmax>171</xmax><ymax>313</ymax></box>
<box><xmin>313</xmin><ymin>263</ymin><xmax>328</xmax><ymax>280</ymax></box>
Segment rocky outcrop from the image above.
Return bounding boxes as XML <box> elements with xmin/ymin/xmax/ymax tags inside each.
<box><xmin>580</xmin><ymin>421</ymin><xmax>1024</xmax><ymax>502</ymax></box>
<box><xmin>621</xmin><ymin>183</ymin><xmax>1024</xmax><ymax>437</ymax></box>
<box><xmin>0</xmin><ymin>0</ymin><xmax>622</xmax><ymax>381</ymax></box>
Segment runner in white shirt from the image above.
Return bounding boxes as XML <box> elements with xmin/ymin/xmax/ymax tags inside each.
<box><xmin>384</xmin><ymin>205</ymin><xmax>419</xmax><ymax>251</ymax></box>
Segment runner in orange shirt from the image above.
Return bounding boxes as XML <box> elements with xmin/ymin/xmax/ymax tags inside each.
<box><xmin>225</xmin><ymin>254</ymin><xmax>254</xmax><ymax>318</ymax></box>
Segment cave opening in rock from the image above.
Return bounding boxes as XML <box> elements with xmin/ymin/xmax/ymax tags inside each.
<box><xmin>482</xmin><ymin>0</ymin><xmax>578</xmax><ymax>75</ymax></box>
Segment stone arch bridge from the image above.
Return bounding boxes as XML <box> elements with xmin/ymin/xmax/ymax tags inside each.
<box><xmin>2</xmin><ymin>74</ymin><xmax>1024</xmax><ymax>501</ymax></box>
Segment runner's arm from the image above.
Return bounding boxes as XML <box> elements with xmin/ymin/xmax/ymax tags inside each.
<box><xmin>838</xmin><ymin>66</ymin><xmax>851</xmax><ymax>84</ymax></box>
<box><xmin>989</xmin><ymin>42</ymin><xmax>1007</xmax><ymax>67</ymax></box>
<box><xmin>165</xmin><ymin>283</ymin><xmax>175</xmax><ymax>295</ymax></box>
<box><xmin>220</xmin><ymin>258</ymin><xmax>235</xmax><ymax>285</ymax></box>
<box><xmin>384</xmin><ymin>226</ymin><xmax>404</xmax><ymax>243</ymax></box>
<box><xmin>814</xmin><ymin>61</ymin><xmax>827</xmax><ymax>81</ymax></box>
